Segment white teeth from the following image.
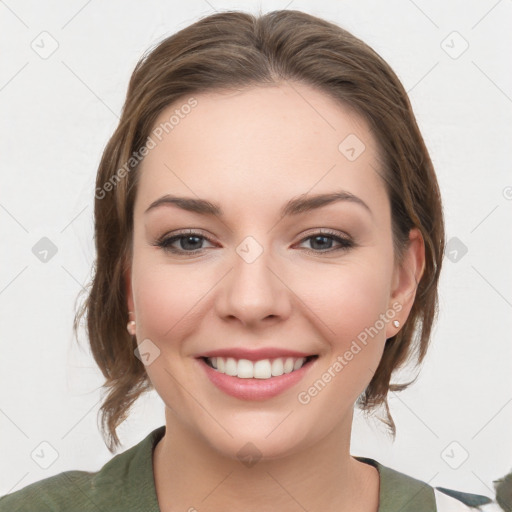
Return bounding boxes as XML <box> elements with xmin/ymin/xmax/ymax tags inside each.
<box><xmin>253</xmin><ymin>360</ymin><xmax>271</xmax><ymax>379</ymax></box>
<box><xmin>293</xmin><ymin>358</ymin><xmax>304</xmax><ymax>370</ymax></box>
<box><xmin>283</xmin><ymin>357</ymin><xmax>294</xmax><ymax>373</ymax></box>
<box><xmin>271</xmin><ymin>358</ymin><xmax>284</xmax><ymax>376</ymax></box>
<box><xmin>205</xmin><ymin>356</ymin><xmax>309</xmax><ymax>379</ymax></box>
<box><xmin>237</xmin><ymin>359</ymin><xmax>254</xmax><ymax>378</ymax></box>
<box><xmin>225</xmin><ymin>357</ymin><xmax>238</xmax><ymax>376</ymax></box>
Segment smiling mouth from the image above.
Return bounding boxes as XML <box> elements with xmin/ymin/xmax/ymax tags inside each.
<box><xmin>200</xmin><ymin>355</ymin><xmax>318</xmax><ymax>379</ymax></box>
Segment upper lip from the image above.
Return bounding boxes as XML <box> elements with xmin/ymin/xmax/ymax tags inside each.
<box><xmin>195</xmin><ymin>348</ymin><xmax>316</xmax><ymax>361</ymax></box>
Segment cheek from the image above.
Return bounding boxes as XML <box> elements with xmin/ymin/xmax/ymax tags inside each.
<box><xmin>295</xmin><ymin>259</ymin><xmax>391</xmax><ymax>346</ymax></box>
<box><xmin>299</xmin><ymin>261</ymin><xmax>391</xmax><ymax>398</ymax></box>
<box><xmin>131</xmin><ymin>256</ymin><xmax>207</xmax><ymax>344</ymax></box>
<box><xmin>293</xmin><ymin>265</ymin><xmax>391</xmax><ymax>416</ymax></box>
<box><xmin>339</xmin><ymin>274</ymin><xmax>388</xmax><ymax>341</ymax></box>
<box><xmin>131</xmin><ymin>257</ymin><xmax>209</xmax><ymax>408</ymax></box>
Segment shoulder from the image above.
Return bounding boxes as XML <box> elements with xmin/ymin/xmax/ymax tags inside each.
<box><xmin>0</xmin><ymin>470</ymin><xmax>100</xmax><ymax>512</ymax></box>
<box><xmin>434</xmin><ymin>488</ymin><xmax>501</xmax><ymax>511</ymax></box>
<box><xmin>354</xmin><ymin>456</ymin><xmax>496</xmax><ymax>512</ymax></box>
<box><xmin>0</xmin><ymin>426</ymin><xmax>165</xmax><ymax>512</ymax></box>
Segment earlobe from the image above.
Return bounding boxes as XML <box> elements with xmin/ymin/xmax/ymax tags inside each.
<box><xmin>386</xmin><ymin>228</ymin><xmax>426</xmax><ymax>338</ymax></box>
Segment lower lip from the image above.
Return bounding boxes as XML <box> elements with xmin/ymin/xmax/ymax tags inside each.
<box><xmin>196</xmin><ymin>357</ymin><xmax>317</xmax><ymax>400</ymax></box>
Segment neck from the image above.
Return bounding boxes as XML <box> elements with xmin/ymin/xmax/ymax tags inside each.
<box><xmin>152</xmin><ymin>407</ymin><xmax>379</xmax><ymax>512</ymax></box>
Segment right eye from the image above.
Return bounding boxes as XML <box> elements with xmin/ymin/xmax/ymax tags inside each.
<box><xmin>153</xmin><ymin>230</ymin><xmax>216</xmax><ymax>255</ymax></box>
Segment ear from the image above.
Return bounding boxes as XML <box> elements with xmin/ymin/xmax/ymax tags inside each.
<box><xmin>385</xmin><ymin>228</ymin><xmax>426</xmax><ymax>339</ymax></box>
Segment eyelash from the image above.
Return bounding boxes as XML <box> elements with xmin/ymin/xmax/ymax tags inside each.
<box><xmin>153</xmin><ymin>229</ymin><xmax>354</xmax><ymax>256</ymax></box>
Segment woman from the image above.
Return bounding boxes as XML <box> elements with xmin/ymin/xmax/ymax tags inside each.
<box><xmin>0</xmin><ymin>9</ymin><xmax>499</xmax><ymax>512</ymax></box>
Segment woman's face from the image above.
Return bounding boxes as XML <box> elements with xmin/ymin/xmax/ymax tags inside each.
<box><xmin>126</xmin><ymin>82</ymin><xmax>422</xmax><ymax>460</ymax></box>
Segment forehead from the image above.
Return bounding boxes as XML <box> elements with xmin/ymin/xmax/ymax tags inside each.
<box><xmin>134</xmin><ymin>82</ymin><xmax>387</xmax><ymax>218</ymax></box>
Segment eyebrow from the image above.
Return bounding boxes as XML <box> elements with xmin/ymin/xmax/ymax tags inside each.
<box><xmin>144</xmin><ymin>190</ymin><xmax>373</xmax><ymax>218</ymax></box>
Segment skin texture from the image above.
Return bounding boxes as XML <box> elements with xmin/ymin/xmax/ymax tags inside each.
<box><xmin>125</xmin><ymin>82</ymin><xmax>425</xmax><ymax>511</ymax></box>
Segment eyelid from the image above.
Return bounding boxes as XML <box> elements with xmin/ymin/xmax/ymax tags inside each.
<box><xmin>297</xmin><ymin>227</ymin><xmax>350</xmax><ymax>240</ymax></box>
<box><xmin>156</xmin><ymin>228</ymin><xmax>212</xmax><ymax>240</ymax></box>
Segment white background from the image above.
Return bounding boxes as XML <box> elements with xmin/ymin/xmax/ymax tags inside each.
<box><xmin>1</xmin><ymin>0</ymin><xmax>511</xmax><ymax>502</ymax></box>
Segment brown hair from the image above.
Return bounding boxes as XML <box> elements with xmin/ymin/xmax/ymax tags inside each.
<box><xmin>74</xmin><ymin>9</ymin><xmax>445</xmax><ymax>453</ymax></box>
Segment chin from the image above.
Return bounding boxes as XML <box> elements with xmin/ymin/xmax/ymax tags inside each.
<box><xmin>195</xmin><ymin>416</ymin><xmax>313</xmax><ymax>464</ymax></box>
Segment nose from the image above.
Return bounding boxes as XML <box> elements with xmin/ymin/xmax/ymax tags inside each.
<box><xmin>214</xmin><ymin>241</ymin><xmax>292</xmax><ymax>328</ymax></box>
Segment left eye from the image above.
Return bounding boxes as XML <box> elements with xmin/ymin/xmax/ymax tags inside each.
<box><xmin>297</xmin><ymin>232</ymin><xmax>353</xmax><ymax>253</ymax></box>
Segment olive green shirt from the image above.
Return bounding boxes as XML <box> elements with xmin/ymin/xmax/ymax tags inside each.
<box><xmin>0</xmin><ymin>426</ymin><xmax>493</xmax><ymax>511</ymax></box>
